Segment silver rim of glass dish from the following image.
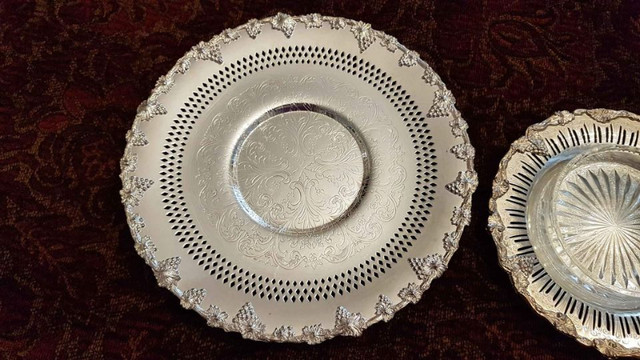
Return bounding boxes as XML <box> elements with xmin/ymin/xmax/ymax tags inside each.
<box><xmin>489</xmin><ymin>109</ymin><xmax>640</xmax><ymax>356</ymax></box>
<box><xmin>120</xmin><ymin>13</ymin><xmax>475</xmax><ymax>343</ymax></box>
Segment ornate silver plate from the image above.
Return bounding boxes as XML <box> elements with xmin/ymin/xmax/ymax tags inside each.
<box><xmin>490</xmin><ymin>109</ymin><xmax>640</xmax><ymax>356</ymax></box>
<box><xmin>121</xmin><ymin>13</ymin><xmax>474</xmax><ymax>343</ymax></box>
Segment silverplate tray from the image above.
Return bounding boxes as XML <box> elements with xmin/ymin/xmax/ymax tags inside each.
<box><xmin>121</xmin><ymin>13</ymin><xmax>475</xmax><ymax>343</ymax></box>
<box><xmin>489</xmin><ymin>109</ymin><xmax>640</xmax><ymax>357</ymax></box>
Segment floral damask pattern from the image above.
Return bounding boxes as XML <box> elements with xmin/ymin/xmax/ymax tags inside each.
<box><xmin>232</xmin><ymin>111</ymin><xmax>365</xmax><ymax>233</ymax></box>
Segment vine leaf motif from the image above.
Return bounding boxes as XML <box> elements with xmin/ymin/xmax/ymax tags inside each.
<box><xmin>492</xmin><ymin>177</ymin><xmax>510</xmax><ymax>198</ymax></box>
<box><xmin>193</xmin><ymin>41</ymin><xmax>223</xmax><ymax>64</ymax></box>
<box><xmin>176</xmin><ymin>55</ymin><xmax>192</xmax><ymax>74</ymax></box>
<box><xmin>409</xmin><ymin>254</ymin><xmax>447</xmax><ymax>280</ymax></box>
<box><xmin>126</xmin><ymin>128</ymin><xmax>149</xmax><ymax>147</ymax></box>
<box><xmin>180</xmin><ymin>288</ymin><xmax>206</xmax><ymax>310</ymax></box>
<box><xmin>120</xmin><ymin>149</ymin><xmax>137</xmax><ymax>174</ymax></box>
<box><xmin>204</xmin><ymin>305</ymin><xmax>228</xmax><ymax>326</ymax></box>
<box><xmin>443</xmin><ymin>232</ymin><xmax>458</xmax><ymax>251</ymax></box>
<box><xmin>302</xmin><ymin>13</ymin><xmax>323</xmax><ymax>28</ymax></box>
<box><xmin>450</xmin><ymin>143</ymin><xmax>475</xmax><ymax>160</ymax></box>
<box><xmin>586</xmin><ymin>109</ymin><xmax>624</xmax><ymax>123</ymax></box>
<box><xmin>127</xmin><ymin>212</ymin><xmax>145</xmax><ymax>235</ymax></box>
<box><xmin>512</xmin><ymin>134</ymin><xmax>548</xmax><ymax>155</ymax></box>
<box><xmin>233</xmin><ymin>302</ymin><xmax>266</xmax><ymax>339</ymax></box>
<box><xmin>379</xmin><ymin>34</ymin><xmax>399</xmax><ymax>52</ymax></box>
<box><xmin>350</xmin><ymin>21</ymin><xmax>374</xmax><ymax>52</ymax></box>
<box><xmin>550</xmin><ymin>312</ymin><xmax>574</xmax><ymax>337</ymax></box>
<box><xmin>451</xmin><ymin>203</ymin><xmax>472</xmax><ymax>226</ymax></box>
<box><xmin>271</xmin><ymin>13</ymin><xmax>296</xmax><ymax>38</ymax></box>
<box><xmin>134</xmin><ymin>235</ymin><xmax>156</xmax><ymax>263</ymax></box>
<box><xmin>374</xmin><ymin>294</ymin><xmax>394</xmax><ymax>322</ymax></box>
<box><xmin>487</xmin><ymin>214</ymin><xmax>505</xmax><ymax>234</ymax></box>
<box><xmin>553</xmin><ymin>110</ymin><xmax>575</xmax><ymax>125</ymax></box>
<box><xmin>427</xmin><ymin>88</ymin><xmax>455</xmax><ymax>118</ymax></box>
<box><xmin>398</xmin><ymin>282</ymin><xmax>421</xmax><ymax>304</ymax></box>
<box><xmin>449</xmin><ymin>116</ymin><xmax>469</xmax><ymax>137</ymax></box>
<box><xmin>302</xmin><ymin>324</ymin><xmax>325</xmax><ymax>344</ymax></box>
<box><xmin>136</xmin><ymin>100</ymin><xmax>167</xmax><ymax>121</ymax></box>
<box><xmin>399</xmin><ymin>50</ymin><xmax>419</xmax><ymax>67</ymax></box>
<box><xmin>446</xmin><ymin>170</ymin><xmax>478</xmax><ymax>197</ymax></box>
<box><xmin>422</xmin><ymin>64</ymin><xmax>442</xmax><ymax>86</ymax></box>
<box><xmin>515</xmin><ymin>254</ymin><xmax>538</xmax><ymax>276</ymax></box>
<box><xmin>153</xmin><ymin>75</ymin><xmax>174</xmax><ymax>95</ymax></box>
<box><xmin>245</xmin><ymin>19</ymin><xmax>262</xmax><ymax>39</ymax></box>
<box><xmin>335</xmin><ymin>306</ymin><xmax>365</xmax><ymax>336</ymax></box>
<box><xmin>329</xmin><ymin>17</ymin><xmax>346</xmax><ymax>30</ymax></box>
<box><xmin>220</xmin><ymin>28</ymin><xmax>240</xmax><ymax>44</ymax></box>
<box><xmin>273</xmin><ymin>325</ymin><xmax>295</xmax><ymax>341</ymax></box>
<box><xmin>153</xmin><ymin>257</ymin><xmax>181</xmax><ymax>289</ymax></box>
<box><xmin>120</xmin><ymin>176</ymin><xmax>154</xmax><ymax>207</ymax></box>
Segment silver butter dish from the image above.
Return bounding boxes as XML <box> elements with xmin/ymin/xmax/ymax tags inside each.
<box><xmin>490</xmin><ymin>109</ymin><xmax>640</xmax><ymax>357</ymax></box>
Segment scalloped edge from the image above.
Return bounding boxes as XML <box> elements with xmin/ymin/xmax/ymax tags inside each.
<box><xmin>489</xmin><ymin>108</ymin><xmax>640</xmax><ymax>357</ymax></box>
<box><xmin>120</xmin><ymin>13</ymin><xmax>475</xmax><ymax>343</ymax></box>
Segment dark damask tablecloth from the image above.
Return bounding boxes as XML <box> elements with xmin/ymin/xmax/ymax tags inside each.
<box><xmin>2</xmin><ymin>1</ymin><xmax>640</xmax><ymax>359</ymax></box>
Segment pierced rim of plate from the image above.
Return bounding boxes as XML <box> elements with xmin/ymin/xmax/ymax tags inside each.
<box><xmin>120</xmin><ymin>13</ymin><xmax>475</xmax><ymax>343</ymax></box>
<box><xmin>489</xmin><ymin>108</ymin><xmax>640</xmax><ymax>357</ymax></box>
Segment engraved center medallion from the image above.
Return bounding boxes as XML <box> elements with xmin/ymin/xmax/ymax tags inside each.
<box><xmin>231</xmin><ymin>104</ymin><xmax>370</xmax><ymax>234</ymax></box>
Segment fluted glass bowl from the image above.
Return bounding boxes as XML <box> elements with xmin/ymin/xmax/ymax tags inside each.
<box><xmin>527</xmin><ymin>144</ymin><xmax>640</xmax><ymax>312</ymax></box>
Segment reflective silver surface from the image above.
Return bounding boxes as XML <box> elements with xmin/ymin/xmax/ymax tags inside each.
<box><xmin>121</xmin><ymin>14</ymin><xmax>474</xmax><ymax>343</ymax></box>
<box><xmin>490</xmin><ymin>109</ymin><xmax>640</xmax><ymax>356</ymax></box>
<box><xmin>230</xmin><ymin>103</ymin><xmax>370</xmax><ymax>235</ymax></box>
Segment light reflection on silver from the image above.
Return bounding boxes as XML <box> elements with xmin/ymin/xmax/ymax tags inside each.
<box><xmin>122</xmin><ymin>14</ymin><xmax>474</xmax><ymax>344</ymax></box>
<box><xmin>229</xmin><ymin>103</ymin><xmax>371</xmax><ymax>235</ymax></box>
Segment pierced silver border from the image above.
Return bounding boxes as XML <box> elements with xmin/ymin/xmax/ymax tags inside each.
<box><xmin>489</xmin><ymin>108</ymin><xmax>640</xmax><ymax>357</ymax></box>
<box><xmin>120</xmin><ymin>13</ymin><xmax>475</xmax><ymax>343</ymax></box>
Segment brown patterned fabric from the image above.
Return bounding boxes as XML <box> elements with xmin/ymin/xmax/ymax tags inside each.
<box><xmin>2</xmin><ymin>1</ymin><xmax>639</xmax><ymax>358</ymax></box>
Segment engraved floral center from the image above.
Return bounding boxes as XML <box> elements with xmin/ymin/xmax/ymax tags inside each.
<box><xmin>231</xmin><ymin>104</ymin><xmax>369</xmax><ymax>234</ymax></box>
